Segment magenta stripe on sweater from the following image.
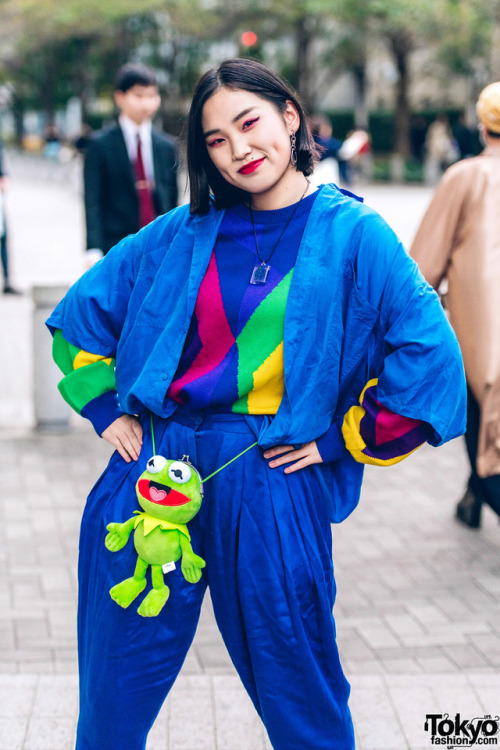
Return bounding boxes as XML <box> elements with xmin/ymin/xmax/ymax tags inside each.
<box><xmin>168</xmin><ymin>253</ymin><xmax>235</xmax><ymax>400</ymax></box>
<box><xmin>374</xmin><ymin>404</ymin><xmax>422</xmax><ymax>445</ymax></box>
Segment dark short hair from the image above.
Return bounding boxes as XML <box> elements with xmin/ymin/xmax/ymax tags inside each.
<box><xmin>114</xmin><ymin>63</ymin><xmax>158</xmax><ymax>93</ymax></box>
<box><xmin>186</xmin><ymin>58</ymin><xmax>319</xmax><ymax>215</ymax></box>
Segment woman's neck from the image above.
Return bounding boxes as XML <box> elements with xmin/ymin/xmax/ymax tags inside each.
<box><xmin>485</xmin><ymin>141</ymin><xmax>500</xmax><ymax>156</ymax></box>
<box><xmin>249</xmin><ymin>171</ymin><xmax>311</xmax><ymax>211</ymax></box>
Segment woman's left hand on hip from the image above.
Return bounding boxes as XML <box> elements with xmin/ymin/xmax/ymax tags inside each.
<box><xmin>264</xmin><ymin>441</ymin><xmax>323</xmax><ymax>473</ymax></box>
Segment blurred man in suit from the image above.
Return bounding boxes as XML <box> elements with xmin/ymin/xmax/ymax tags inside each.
<box><xmin>84</xmin><ymin>63</ymin><xmax>178</xmax><ymax>263</ymax></box>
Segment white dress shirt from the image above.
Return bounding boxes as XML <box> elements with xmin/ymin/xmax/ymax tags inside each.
<box><xmin>119</xmin><ymin>114</ymin><xmax>155</xmax><ymax>183</ymax></box>
<box><xmin>86</xmin><ymin>115</ymin><xmax>156</xmax><ymax>261</ymax></box>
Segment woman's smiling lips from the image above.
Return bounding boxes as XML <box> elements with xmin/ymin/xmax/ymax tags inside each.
<box><xmin>238</xmin><ymin>158</ymin><xmax>265</xmax><ymax>175</ymax></box>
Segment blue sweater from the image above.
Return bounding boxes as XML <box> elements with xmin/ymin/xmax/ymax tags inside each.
<box><xmin>167</xmin><ymin>194</ymin><xmax>314</xmax><ymax>412</ymax></box>
<box><xmin>47</xmin><ymin>184</ymin><xmax>466</xmax><ymax>522</ymax></box>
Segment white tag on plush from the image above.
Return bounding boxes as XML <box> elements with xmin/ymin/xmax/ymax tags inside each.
<box><xmin>162</xmin><ymin>561</ymin><xmax>176</xmax><ymax>574</ymax></box>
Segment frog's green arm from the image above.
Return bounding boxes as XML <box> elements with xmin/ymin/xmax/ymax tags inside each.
<box><xmin>179</xmin><ymin>535</ymin><xmax>206</xmax><ymax>584</ymax></box>
<box><xmin>105</xmin><ymin>517</ymin><xmax>135</xmax><ymax>552</ymax></box>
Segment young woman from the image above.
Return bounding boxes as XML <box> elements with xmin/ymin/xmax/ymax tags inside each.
<box><xmin>47</xmin><ymin>59</ymin><xmax>466</xmax><ymax>750</ymax></box>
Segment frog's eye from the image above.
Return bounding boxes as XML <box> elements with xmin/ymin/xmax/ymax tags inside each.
<box><xmin>146</xmin><ymin>456</ymin><xmax>168</xmax><ymax>474</ymax></box>
<box><xmin>168</xmin><ymin>461</ymin><xmax>192</xmax><ymax>484</ymax></box>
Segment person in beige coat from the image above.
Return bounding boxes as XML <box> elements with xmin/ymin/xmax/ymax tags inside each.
<box><xmin>411</xmin><ymin>81</ymin><xmax>500</xmax><ymax>528</ymax></box>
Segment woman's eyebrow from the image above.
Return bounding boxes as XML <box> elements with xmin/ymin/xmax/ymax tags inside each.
<box><xmin>203</xmin><ymin>108</ymin><xmax>256</xmax><ymax>138</ymax></box>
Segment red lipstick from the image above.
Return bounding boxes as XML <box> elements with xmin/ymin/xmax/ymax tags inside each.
<box><xmin>238</xmin><ymin>158</ymin><xmax>265</xmax><ymax>175</ymax></box>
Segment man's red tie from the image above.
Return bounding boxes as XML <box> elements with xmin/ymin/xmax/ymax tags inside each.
<box><xmin>134</xmin><ymin>135</ymin><xmax>157</xmax><ymax>228</ymax></box>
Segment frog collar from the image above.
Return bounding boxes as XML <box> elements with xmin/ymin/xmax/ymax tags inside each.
<box><xmin>133</xmin><ymin>511</ymin><xmax>191</xmax><ymax>540</ymax></box>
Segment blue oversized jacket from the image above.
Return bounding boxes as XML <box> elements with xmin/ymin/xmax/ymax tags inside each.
<box><xmin>47</xmin><ymin>185</ymin><xmax>466</xmax><ymax>522</ymax></box>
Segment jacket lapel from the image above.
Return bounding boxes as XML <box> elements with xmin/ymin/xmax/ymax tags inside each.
<box><xmin>110</xmin><ymin>125</ymin><xmax>136</xmax><ymax>195</ymax></box>
<box><xmin>189</xmin><ymin>206</ymin><xmax>226</xmax><ymax>308</ymax></box>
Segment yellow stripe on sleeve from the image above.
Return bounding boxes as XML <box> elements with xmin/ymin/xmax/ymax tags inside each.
<box><xmin>73</xmin><ymin>350</ymin><xmax>113</xmax><ymax>369</ymax></box>
<box><xmin>341</xmin><ymin>377</ymin><xmax>421</xmax><ymax>466</ymax></box>
<box><xmin>341</xmin><ymin>404</ymin><xmax>419</xmax><ymax>466</ymax></box>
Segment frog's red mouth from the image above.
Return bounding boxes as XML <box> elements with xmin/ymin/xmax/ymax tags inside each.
<box><xmin>137</xmin><ymin>479</ymin><xmax>191</xmax><ymax>506</ymax></box>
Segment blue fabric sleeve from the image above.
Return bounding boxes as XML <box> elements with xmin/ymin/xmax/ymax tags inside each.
<box><xmin>45</xmin><ymin>204</ymin><xmax>192</xmax><ymax>357</ymax></box>
<box><xmin>353</xmin><ymin>212</ymin><xmax>466</xmax><ymax>445</ymax></box>
<box><xmin>316</xmin><ymin>419</ymin><xmax>348</xmax><ymax>463</ymax></box>
<box><xmin>45</xmin><ymin>219</ymin><xmax>161</xmax><ymax>354</ymax></box>
<box><xmin>81</xmin><ymin>391</ymin><xmax>125</xmax><ymax>437</ymax></box>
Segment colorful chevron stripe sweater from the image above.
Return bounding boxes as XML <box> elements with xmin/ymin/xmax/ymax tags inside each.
<box><xmin>166</xmin><ymin>195</ymin><xmax>315</xmax><ymax>413</ymax></box>
<box><xmin>52</xmin><ymin>190</ymin><xmax>433</xmax><ymax>465</ymax></box>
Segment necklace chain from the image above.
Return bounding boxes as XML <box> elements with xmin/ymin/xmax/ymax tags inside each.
<box><xmin>249</xmin><ymin>180</ymin><xmax>310</xmax><ymax>267</ymax></box>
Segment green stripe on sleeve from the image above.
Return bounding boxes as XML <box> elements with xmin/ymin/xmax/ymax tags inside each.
<box><xmin>52</xmin><ymin>329</ymin><xmax>75</xmax><ymax>375</ymax></box>
<box><xmin>57</xmin><ymin>360</ymin><xmax>117</xmax><ymax>415</ymax></box>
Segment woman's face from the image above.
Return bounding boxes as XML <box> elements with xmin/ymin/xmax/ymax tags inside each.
<box><xmin>201</xmin><ymin>87</ymin><xmax>302</xmax><ymax>207</ymax></box>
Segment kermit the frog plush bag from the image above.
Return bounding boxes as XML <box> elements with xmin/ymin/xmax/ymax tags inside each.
<box><xmin>105</xmin><ymin>454</ymin><xmax>206</xmax><ymax>617</ymax></box>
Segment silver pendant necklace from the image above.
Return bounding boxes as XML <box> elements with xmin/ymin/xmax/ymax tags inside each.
<box><xmin>249</xmin><ymin>181</ymin><xmax>310</xmax><ymax>285</ymax></box>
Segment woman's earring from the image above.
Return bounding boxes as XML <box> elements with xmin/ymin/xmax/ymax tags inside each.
<box><xmin>290</xmin><ymin>131</ymin><xmax>298</xmax><ymax>167</ymax></box>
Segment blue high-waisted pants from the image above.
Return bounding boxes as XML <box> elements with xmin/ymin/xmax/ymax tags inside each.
<box><xmin>76</xmin><ymin>412</ymin><xmax>354</xmax><ymax>750</ymax></box>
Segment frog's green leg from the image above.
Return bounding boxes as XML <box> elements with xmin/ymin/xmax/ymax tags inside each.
<box><xmin>109</xmin><ymin>557</ymin><xmax>148</xmax><ymax>609</ymax></box>
<box><xmin>137</xmin><ymin>565</ymin><xmax>170</xmax><ymax>617</ymax></box>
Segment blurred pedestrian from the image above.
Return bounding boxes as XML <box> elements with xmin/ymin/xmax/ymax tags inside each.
<box><xmin>47</xmin><ymin>58</ymin><xmax>465</xmax><ymax>750</ymax></box>
<box><xmin>411</xmin><ymin>81</ymin><xmax>500</xmax><ymax>528</ymax></box>
<box><xmin>83</xmin><ymin>62</ymin><xmax>178</xmax><ymax>264</ymax></box>
<box><xmin>452</xmin><ymin>111</ymin><xmax>476</xmax><ymax>160</ymax></box>
<box><xmin>43</xmin><ymin>123</ymin><xmax>61</xmax><ymax>161</ymax></box>
<box><xmin>73</xmin><ymin>123</ymin><xmax>92</xmax><ymax>156</ymax></box>
<box><xmin>0</xmin><ymin>138</ymin><xmax>20</xmax><ymax>295</ymax></box>
<box><xmin>310</xmin><ymin>113</ymin><xmax>344</xmax><ymax>183</ymax></box>
<box><xmin>410</xmin><ymin>115</ymin><xmax>428</xmax><ymax>162</ymax></box>
<box><xmin>424</xmin><ymin>113</ymin><xmax>459</xmax><ymax>182</ymax></box>
<box><xmin>310</xmin><ymin>113</ymin><xmax>369</xmax><ymax>186</ymax></box>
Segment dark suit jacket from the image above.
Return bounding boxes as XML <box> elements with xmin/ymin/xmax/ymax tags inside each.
<box><xmin>83</xmin><ymin>123</ymin><xmax>178</xmax><ymax>253</ymax></box>
<box><xmin>0</xmin><ymin>139</ymin><xmax>5</xmax><ymax>177</ymax></box>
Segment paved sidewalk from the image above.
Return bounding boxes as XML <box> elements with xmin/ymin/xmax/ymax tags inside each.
<box><xmin>0</xmin><ymin>157</ymin><xmax>499</xmax><ymax>750</ymax></box>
